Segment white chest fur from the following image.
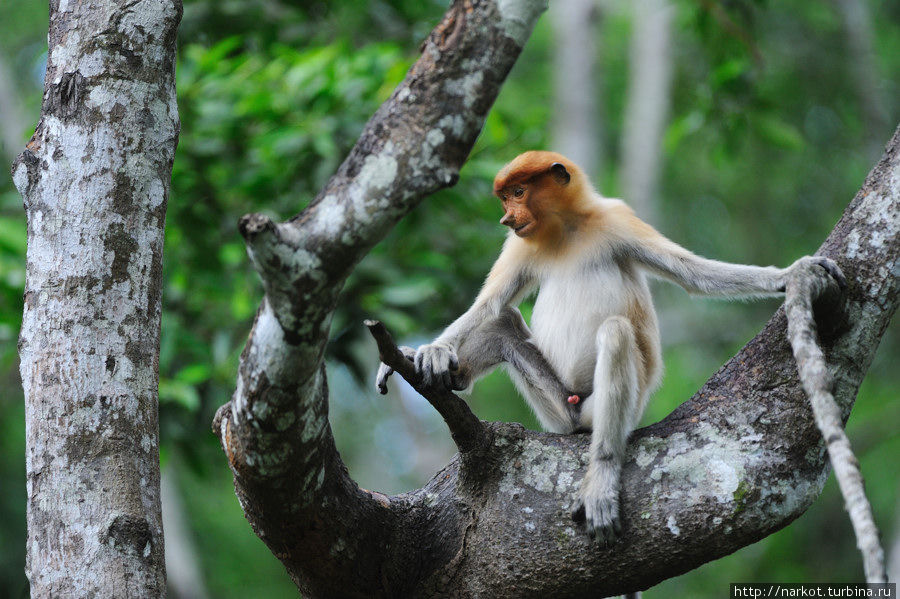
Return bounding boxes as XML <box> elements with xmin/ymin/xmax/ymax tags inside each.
<box><xmin>530</xmin><ymin>256</ymin><xmax>641</xmax><ymax>392</ymax></box>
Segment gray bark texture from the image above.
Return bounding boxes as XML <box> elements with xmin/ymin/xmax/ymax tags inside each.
<box><xmin>12</xmin><ymin>0</ymin><xmax>182</xmax><ymax>596</ymax></box>
<box><xmin>213</xmin><ymin>0</ymin><xmax>899</xmax><ymax>595</ymax></box>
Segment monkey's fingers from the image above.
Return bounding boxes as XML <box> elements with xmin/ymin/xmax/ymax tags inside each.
<box><xmin>570</xmin><ymin>500</ymin><xmax>586</xmax><ymax>524</ymax></box>
<box><xmin>414</xmin><ymin>349</ymin><xmax>427</xmax><ymax>381</ymax></box>
<box><xmin>441</xmin><ymin>349</ymin><xmax>460</xmax><ymax>390</ymax></box>
<box><xmin>415</xmin><ymin>344</ymin><xmax>453</xmax><ymax>387</ymax></box>
<box><xmin>375</xmin><ymin>346</ymin><xmax>416</xmax><ymax>395</ymax></box>
<box><xmin>440</xmin><ymin>369</ymin><xmax>452</xmax><ymax>391</ymax></box>
<box><xmin>816</xmin><ymin>258</ymin><xmax>847</xmax><ymax>290</ymax></box>
<box><xmin>375</xmin><ymin>363</ymin><xmax>394</xmax><ymax>395</ymax></box>
<box><xmin>586</xmin><ymin>510</ymin><xmax>621</xmax><ymax>548</ymax></box>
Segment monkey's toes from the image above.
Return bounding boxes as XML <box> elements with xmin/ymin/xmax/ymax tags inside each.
<box><xmin>375</xmin><ymin>364</ymin><xmax>394</xmax><ymax>395</ymax></box>
<box><xmin>817</xmin><ymin>258</ymin><xmax>847</xmax><ymax>289</ymax></box>
<box><xmin>570</xmin><ymin>499</ymin><xmax>586</xmax><ymax>524</ymax></box>
<box><xmin>575</xmin><ymin>494</ymin><xmax>621</xmax><ymax>547</ymax></box>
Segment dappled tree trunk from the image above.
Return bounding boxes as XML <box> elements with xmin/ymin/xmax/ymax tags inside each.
<box><xmin>214</xmin><ymin>0</ymin><xmax>898</xmax><ymax>595</ymax></box>
<box><xmin>12</xmin><ymin>0</ymin><xmax>181</xmax><ymax>596</ymax></box>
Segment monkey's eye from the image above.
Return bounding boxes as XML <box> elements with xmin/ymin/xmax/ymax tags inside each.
<box><xmin>514</xmin><ymin>187</ymin><xmax>525</xmax><ymax>198</ymax></box>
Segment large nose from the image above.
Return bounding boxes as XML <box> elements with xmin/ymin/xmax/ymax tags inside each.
<box><xmin>499</xmin><ymin>212</ymin><xmax>515</xmax><ymax>227</ymax></box>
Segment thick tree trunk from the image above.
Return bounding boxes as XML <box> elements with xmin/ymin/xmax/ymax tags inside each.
<box><xmin>12</xmin><ymin>0</ymin><xmax>182</xmax><ymax>596</ymax></box>
<box><xmin>214</xmin><ymin>0</ymin><xmax>898</xmax><ymax>594</ymax></box>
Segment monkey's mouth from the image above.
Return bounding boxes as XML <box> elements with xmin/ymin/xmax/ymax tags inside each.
<box><xmin>513</xmin><ymin>222</ymin><xmax>535</xmax><ymax>237</ymax></box>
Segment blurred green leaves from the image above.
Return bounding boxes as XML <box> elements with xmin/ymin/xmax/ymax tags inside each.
<box><xmin>164</xmin><ymin>38</ymin><xmax>409</xmax><ymax>425</ymax></box>
<box><xmin>0</xmin><ymin>191</ymin><xmax>25</xmax><ymax>369</ymax></box>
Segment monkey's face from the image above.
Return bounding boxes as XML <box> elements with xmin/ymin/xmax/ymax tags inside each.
<box><xmin>494</xmin><ymin>159</ymin><xmax>575</xmax><ymax>243</ymax></box>
<box><xmin>498</xmin><ymin>184</ymin><xmax>540</xmax><ymax>238</ymax></box>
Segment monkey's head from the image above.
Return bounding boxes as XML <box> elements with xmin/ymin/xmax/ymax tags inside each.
<box><xmin>493</xmin><ymin>151</ymin><xmax>590</xmax><ymax>243</ymax></box>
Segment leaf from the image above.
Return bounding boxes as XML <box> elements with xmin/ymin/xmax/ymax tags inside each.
<box><xmin>711</xmin><ymin>58</ymin><xmax>749</xmax><ymax>89</ymax></box>
<box><xmin>665</xmin><ymin>111</ymin><xmax>705</xmax><ymax>152</ymax></box>
<box><xmin>159</xmin><ymin>379</ymin><xmax>201</xmax><ymax>411</ymax></box>
<box><xmin>380</xmin><ymin>278</ymin><xmax>438</xmax><ymax>306</ymax></box>
<box><xmin>0</xmin><ymin>217</ymin><xmax>26</xmax><ymax>254</ymax></box>
<box><xmin>756</xmin><ymin>114</ymin><xmax>805</xmax><ymax>150</ymax></box>
<box><xmin>176</xmin><ymin>363</ymin><xmax>212</xmax><ymax>385</ymax></box>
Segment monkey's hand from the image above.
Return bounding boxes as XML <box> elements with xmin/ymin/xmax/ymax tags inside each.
<box><xmin>414</xmin><ymin>342</ymin><xmax>460</xmax><ymax>390</ymax></box>
<box><xmin>781</xmin><ymin>256</ymin><xmax>847</xmax><ymax>291</ymax></box>
<box><xmin>375</xmin><ymin>345</ymin><xmax>416</xmax><ymax>395</ymax></box>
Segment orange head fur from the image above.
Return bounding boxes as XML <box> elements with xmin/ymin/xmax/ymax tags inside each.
<box><xmin>492</xmin><ymin>151</ymin><xmax>592</xmax><ymax>246</ymax></box>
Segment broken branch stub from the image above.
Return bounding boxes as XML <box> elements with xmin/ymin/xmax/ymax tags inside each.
<box><xmin>365</xmin><ymin>319</ymin><xmax>491</xmax><ymax>455</ymax></box>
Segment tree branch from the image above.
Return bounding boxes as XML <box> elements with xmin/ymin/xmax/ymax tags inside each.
<box><xmin>785</xmin><ymin>264</ymin><xmax>886</xmax><ymax>582</ymax></box>
<box><xmin>217</xmin><ymin>0</ymin><xmax>549</xmax><ymax>479</ymax></box>
<box><xmin>365</xmin><ymin>320</ymin><xmax>490</xmax><ymax>456</ymax></box>
<box><xmin>215</xmin><ymin>2</ymin><xmax>552</xmax><ymax>596</ymax></box>
<box><xmin>213</xmin><ymin>0</ymin><xmax>900</xmax><ymax>586</ymax></box>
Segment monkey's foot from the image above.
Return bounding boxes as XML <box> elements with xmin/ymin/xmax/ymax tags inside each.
<box><xmin>571</xmin><ymin>461</ymin><xmax>623</xmax><ymax>547</ymax></box>
<box><xmin>571</xmin><ymin>490</ymin><xmax>621</xmax><ymax>547</ymax></box>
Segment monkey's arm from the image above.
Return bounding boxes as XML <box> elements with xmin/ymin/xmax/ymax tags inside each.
<box><xmin>618</xmin><ymin>213</ymin><xmax>844</xmax><ymax>297</ymax></box>
<box><xmin>414</xmin><ymin>237</ymin><xmax>536</xmax><ymax>388</ymax></box>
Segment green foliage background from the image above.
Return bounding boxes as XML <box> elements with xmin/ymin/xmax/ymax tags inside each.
<box><xmin>0</xmin><ymin>0</ymin><xmax>897</xmax><ymax>597</ymax></box>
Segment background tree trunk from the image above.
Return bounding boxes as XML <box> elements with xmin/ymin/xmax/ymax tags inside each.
<box><xmin>12</xmin><ymin>0</ymin><xmax>182</xmax><ymax>596</ymax></box>
<box><xmin>550</xmin><ymin>0</ymin><xmax>602</xmax><ymax>177</ymax></box>
<box><xmin>833</xmin><ymin>0</ymin><xmax>889</xmax><ymax>160</ymax></box>
<box><xmin>619</xmin><ymin>0</ymin><xmax>674</xmax><ymax>225</ymax></box>
<box><xmin>162</xmin><ymin>466</ymin><xmax>210</xmax><ymax>599</ymax></box>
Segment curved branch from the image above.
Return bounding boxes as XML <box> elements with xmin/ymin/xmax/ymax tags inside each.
<box><xmin>215</xmin><ymin>1</ymin><xmax>551</xmax><ymax>596</ymax></box>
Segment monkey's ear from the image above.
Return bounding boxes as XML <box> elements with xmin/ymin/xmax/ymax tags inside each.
<box><xmin>549</xmin><ymin>162</ymin><xmax>570</xmax><ymax>186</ymax></box>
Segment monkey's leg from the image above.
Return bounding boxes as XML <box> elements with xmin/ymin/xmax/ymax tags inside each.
<box><xmin>572</xmin><ymin>316</ymin><xmax>639</xmax><ymax>546</ymax></box>
<box><xmin>455</xmin><ymin>307</ymin><xmax>578</xmax><ymax>433</ymax></box>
